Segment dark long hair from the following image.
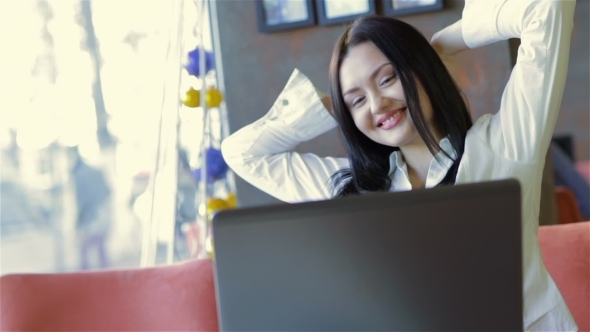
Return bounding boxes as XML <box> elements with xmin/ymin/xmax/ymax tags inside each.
<box><xmin>329</xmin><ymin>16</ymin><xmax>472</xmax><ymax>197</ymax></box>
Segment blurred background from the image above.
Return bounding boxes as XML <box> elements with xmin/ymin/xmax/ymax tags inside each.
<box><xmin>1</xmin><ymin>0</ymin><xmax>587</xmax><ymax>275</ymax></box>
<box><xmin>0</xmin><ymin>0</ymin><xmax>225</xmax><ymax>274</ymax></box>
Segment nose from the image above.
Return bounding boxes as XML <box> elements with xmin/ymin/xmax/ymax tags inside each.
<box><xmin>370</xmin><ymin>94</ymin><xmax>391</xmax><ymax>115</ymax></box>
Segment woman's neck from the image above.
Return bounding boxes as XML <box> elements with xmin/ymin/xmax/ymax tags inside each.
<box><xmin>397</xmin><ymin>122</ymin><xmax>446</xmax><ymax>189</ymax></box>
<box><xmin>400</xmin><ymin>144</ymin><xmax>434</xmax><ymax>189</ymax></box>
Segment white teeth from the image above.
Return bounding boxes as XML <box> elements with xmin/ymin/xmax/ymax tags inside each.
<box><xmin>381</xmin><ymin>110</ymin><xmax>402</xmax><ymax>125</ymax></box>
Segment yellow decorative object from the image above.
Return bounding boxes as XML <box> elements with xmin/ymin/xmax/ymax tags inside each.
<box><xmin>205</xmin><ymin>87</ymin><xmax>224</xmax><ymax>108</ymax></box>
<box><xmin>182</xmin><ymin>87</ymin><xmax>201</xmax><ymax>107</ymax></box>
<box><xmin>207</xmin><ymin>197</ymin><xmax>231</xmax><ymax>215</ymax></box>
<box><xmin>206</xmin><ymin>194</ymin><xmax>236</xmax><ymax>222</ymax></box>
<box><xmin>226</xmin><ymin>193</ymin><xmax>237</xmax><ymax>208</ymax></box>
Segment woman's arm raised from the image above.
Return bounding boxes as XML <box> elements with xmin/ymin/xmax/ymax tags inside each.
<box><xmin>463</xmin><ymin>0</ymin><xmax>575</xmax><ymax>161</ymax></box>
<box><xmin>221</xmin><ymin>69</ymin><xmax>349</xmax><ymax>203</ymax></box>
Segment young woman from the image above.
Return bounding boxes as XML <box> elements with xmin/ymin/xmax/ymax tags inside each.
<box><xmin>221</xmin><ymin>0</ymin><xmax>577</xmax><ymax>330</ymax></box>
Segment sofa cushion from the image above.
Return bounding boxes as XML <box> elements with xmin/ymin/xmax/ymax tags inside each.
<box><xmin>538</xmin><ymin>222</ymin><xmax>590</xmax><ymax>332</ymax></box>
<box><xmin>0</xmin><ymin>259</ymin><xmax>219</xmax><ymax>331</ymax></box>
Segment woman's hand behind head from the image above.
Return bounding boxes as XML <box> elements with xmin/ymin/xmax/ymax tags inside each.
<box><xmin>431</xmin><ymin>19</ymin><xmax>467</xmax><ymax>56</ymax></box>
<box><xmin>431</xmin><ymin>20</ymin><xmax>467</xmax><ymax>84</ymax></box>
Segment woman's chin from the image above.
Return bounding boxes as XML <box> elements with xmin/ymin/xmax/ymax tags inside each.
<box><xmin>376</xmin><ymin>131</ymin><xmax>415</xmax><ymax>148</ymax></box>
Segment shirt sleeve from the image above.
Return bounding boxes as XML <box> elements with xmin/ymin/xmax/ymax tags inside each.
<box><xmin>462</xmin><ymin>0</ymin><xmax>575</xmax><ymax>161</ymax></box>
<box><xmin>221</xmin><ymin>69</ymin><xmax>349</xmax><ymax>203</ymax></box>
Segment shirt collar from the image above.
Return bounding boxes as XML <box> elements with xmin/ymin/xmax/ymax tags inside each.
<box><xmin>387</xmin><ymin>137</ymin><xmax>457</xmax><ymax>188</ymax></box>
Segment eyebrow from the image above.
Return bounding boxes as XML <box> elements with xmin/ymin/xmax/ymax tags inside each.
<box><xmin>342</xmin><ymin>62</ymin><xmax>391</xmax><ymax>96</ymax></box>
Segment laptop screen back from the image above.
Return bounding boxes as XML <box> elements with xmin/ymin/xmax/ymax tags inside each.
<box><xmin>212</xmin><ymin>180</ymin><xmax>522</xmax><ymax>331</ymax></box>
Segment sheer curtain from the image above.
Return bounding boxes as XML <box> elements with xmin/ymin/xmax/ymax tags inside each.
<box><xmin>0</xmin><ymin>0</ymin><xmax>202</xmax><ymax>274</ymax></box>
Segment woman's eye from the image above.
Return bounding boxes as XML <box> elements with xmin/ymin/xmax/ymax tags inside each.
<box><xmin>352</xmin><ymin>97</ymin><xmax>365</xmax><ymax>107</ymax></box>
<box><xmin>380</xmin><ymin>76</ymin><xmax>395</xmax><ymax>86</ymax></box>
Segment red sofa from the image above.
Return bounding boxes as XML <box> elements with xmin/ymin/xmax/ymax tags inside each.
<box><xmin>538</xmin><ymin>221</ymin><xmax>589</xmax><ymax>331</ymax></box>
<box><xmin>556</xmin><ymin>186</ymin><xmax>584</xmax><ymax>224</ymax></box>
<box><xmin>0</xmin><ymin>259</ymin><xmax>219</xmax><ymax>331</ymax></box>
<box><xmin>1</xmin><ymin>222</ymin><xmax>588</xmax><ymax>331</ymax></box>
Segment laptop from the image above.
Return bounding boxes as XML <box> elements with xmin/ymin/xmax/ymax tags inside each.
<box><xmin>212</xmin><ymin>179</ymin><xmax>522</xmax><ymax>331</ymax></box>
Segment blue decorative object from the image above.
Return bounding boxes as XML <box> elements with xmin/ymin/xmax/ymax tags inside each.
<box><xmin>185</xmin><ymin>47</ymin><xmax>215</xmax><ymax>77</ymax></box>
<box><xmin>193</xmin><ymin>148</ymin><xmax>229</xmax><ymax>183</ymax></box>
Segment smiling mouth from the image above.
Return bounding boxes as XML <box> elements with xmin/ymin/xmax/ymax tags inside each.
<box><xmin>377</xmin><ymin>107</ymin><xmax>407</xmax><ymax>127</ymax></box>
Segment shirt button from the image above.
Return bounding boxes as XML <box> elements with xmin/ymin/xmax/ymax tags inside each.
<box><xmin>281</xmin><ymin>99</ymin><xmax>289</xmax><ymax>106</ymax></box>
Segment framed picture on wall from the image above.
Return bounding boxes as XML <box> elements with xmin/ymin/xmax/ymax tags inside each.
<box><xmin>316</xmin><ymin>0</ymin><xmax>376</xmax><ymax>26</ymax></box>
<box><xmin>256</xmin><ymin>0</ymin><xmax>316</xmax><ymax>33</ymax></box>
<box><xmin>382</xmin><ymin>0</ymin><xmax>443</xmax><ymax>17</ymax></box>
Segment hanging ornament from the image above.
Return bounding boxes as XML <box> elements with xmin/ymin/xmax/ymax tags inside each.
<box><xmin>205</xmin><ymin>87</ymin><xmax>224</xmax><ymax>108</ymax></box>
<box><xmin>192</xmin><ymin>147</ymin><xmax>229</xmax><ymax>183</ymax></box>
<box><xmin>206</xmin><ymin>193</ymin><xmax>237</xmax><ymax>224</ymax></box>
<box><xmin>182</xmin><ymin>87</ymin><xmax>201</xmax><ymax>107</ymax></box>
<box><xmin>185</xmin><ymin>47</ymin><xmax>215</xmax><ymax>77</ymax></box>
<box><xmin>207</xmin><ymin>197</ymin><xmax>232</xmax><ymax>216</ymax></box>
<box><xmin>226</xmin><ymin>192</ymin><xmax>237</xmax><ymax>208</ymax></box>
<box><xmin>206</xmin><ymin>193</ymin><xmax>237</xmax><ymax>214</ymax></box>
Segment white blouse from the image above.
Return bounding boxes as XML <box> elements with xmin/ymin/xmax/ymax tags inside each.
<box><xmin>221</xmin><ymin>0</ymin><xmax>577</xmax><ymax>330</ymax></box>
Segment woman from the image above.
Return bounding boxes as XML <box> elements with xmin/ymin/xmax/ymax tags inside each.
<box><xmin>221</xmin><ymin>0</ymin><xmax>577</xmax><ymax>330</ymax></box>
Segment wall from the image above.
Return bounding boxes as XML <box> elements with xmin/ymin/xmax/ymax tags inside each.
<box><xmin>555</xmin><ymin>0</ymin><xmax>589</xmax><ymax>161</ymax></box>
<box><xmin>215</xmin><ymin>0</ymin><xmax>586</xmax><ymax>207</ymax></box>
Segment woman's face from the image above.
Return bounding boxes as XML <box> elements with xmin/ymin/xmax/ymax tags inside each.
<box><xmin>339</xmin><ymin>42</ymin><xmax>435</xmax><ymax>148</ymax></box>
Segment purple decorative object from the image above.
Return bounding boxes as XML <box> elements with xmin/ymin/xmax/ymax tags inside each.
<box><xmin>185</xmin><ymin>47</ymin><xmax>215</xmax><ymax>77</ymax></box>
<box><xmin>193</xmin><ymin>148</ymin><xmax>229</xmax><ymax>183</ymax></box>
